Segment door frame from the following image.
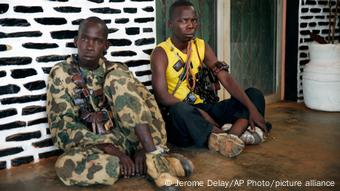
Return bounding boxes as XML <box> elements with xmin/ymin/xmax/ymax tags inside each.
<box><xmin>216</xmin><ymin>0</ymin><xmax>286</xmax><ymax>103</ymax></box>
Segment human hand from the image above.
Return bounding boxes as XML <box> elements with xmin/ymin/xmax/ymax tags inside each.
<box><xmin>116</xmin><ymin>151</ymin><xmax>135</xmax><ymax>178</ymax></box>
<box><xmin>134</xmin><ymin>149</ymin><xmax>147</xmax><ymax>176</ymax></box>
<box><xmin>96</xmin><ymin>143</ymin><xmax>135</xmax><ymax>178</ymax></box>
<box><xmin>248</xmin><ymin>108</ymin><xmax>267</xmax><ymax>134</ymax></box>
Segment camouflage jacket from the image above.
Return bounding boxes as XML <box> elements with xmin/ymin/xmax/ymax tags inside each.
<box><xmin>47</xmin><ymin>55</ymin><xmax>130</xmax><ymax>151</ymax></box>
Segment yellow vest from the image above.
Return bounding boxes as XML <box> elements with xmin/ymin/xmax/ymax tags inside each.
<box><xmin>158</xmin><ymin>37</ymin><xmax>205</xmax><ymax>104</ymax></box>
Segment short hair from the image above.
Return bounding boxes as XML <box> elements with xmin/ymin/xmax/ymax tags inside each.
<box><xmin>78</xmin><ymin>16</ymin><xmax>108</xmax><ymax>39</ymax></box>
<box><xmin>169</xmin><ymin>0</ymin><xmax>194</xmax><ymax>20</ymax></box>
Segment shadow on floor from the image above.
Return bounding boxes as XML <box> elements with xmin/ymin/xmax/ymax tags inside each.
<box><xmin>0</xmin><ymin>102</ymin><xmax>339</xmax><ymax>191</ymax></box>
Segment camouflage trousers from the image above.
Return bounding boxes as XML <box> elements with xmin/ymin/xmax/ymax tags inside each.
<box><xmin>55</xmin><ymin>68</ymin><xmax>167</xmax><ymax>186</ymax></box>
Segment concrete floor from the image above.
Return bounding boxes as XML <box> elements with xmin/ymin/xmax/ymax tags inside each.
<box><xmin>0</xmin><ymin>102</ymin><xmax>339</xmax><ymax>191</ymax></box>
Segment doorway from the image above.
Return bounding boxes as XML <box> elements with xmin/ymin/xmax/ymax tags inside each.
<box><xmin>230</xmin><ymin>0</ymin><xmax>277</xmax><ymax>95</ymax></box>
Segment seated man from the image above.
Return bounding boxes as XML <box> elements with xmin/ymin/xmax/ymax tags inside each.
<box><xmin>46</xmin><ymin>16</ymin><xmax>193</xmax><ymax>191</ymax></box>
<box><xmin>151</xmin><ymin>1</ymin><xmax>271</xmax><ymax>158</ymax></box>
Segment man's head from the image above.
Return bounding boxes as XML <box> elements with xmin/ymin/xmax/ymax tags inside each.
<box><xmin>168</xmin><ymin>1</ymin><xmax>198</xmax><ymax>42</ymax></box>
<box><xmin>74</xmin><ymin>17</ymin><xmax>109</xmax><ymax>65</ymax></box>
<box><xmin>169</xmin><ymin>1</ymin><xmax>194</xmax><ymax>21</ymax></box>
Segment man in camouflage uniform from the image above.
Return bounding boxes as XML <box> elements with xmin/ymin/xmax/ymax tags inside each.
<box><xmin>47</xmin><ymin>16</ymin><xmax>193</xmax><ymax>190</ymax></box>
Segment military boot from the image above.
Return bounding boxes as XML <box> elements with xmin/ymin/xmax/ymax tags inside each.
<box><xmin>208</xmin><ymin>133</ymin><xmax>245</xmax><ymax>158</ymax></box>
<box><xmin>145</xmin><ymin>148</ymin><xmax>180</xmax><ymax>191</ymax></box>
<box><xmin>164</xmin><ymin>153</ymin><xmax>194</xmax><ymax>177</ymax></box>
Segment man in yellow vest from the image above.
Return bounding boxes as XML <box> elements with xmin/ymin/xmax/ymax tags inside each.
<box><xmin>151</xmin><ymin>1</ymin><xmax>271</xmax><ymax>158</ymax></box>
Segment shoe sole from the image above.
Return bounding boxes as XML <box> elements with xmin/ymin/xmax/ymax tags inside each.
<box><xmin>209</xmin><ymin>133</ymin><xmax>244</xmax><ymax>158</ymax></box>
